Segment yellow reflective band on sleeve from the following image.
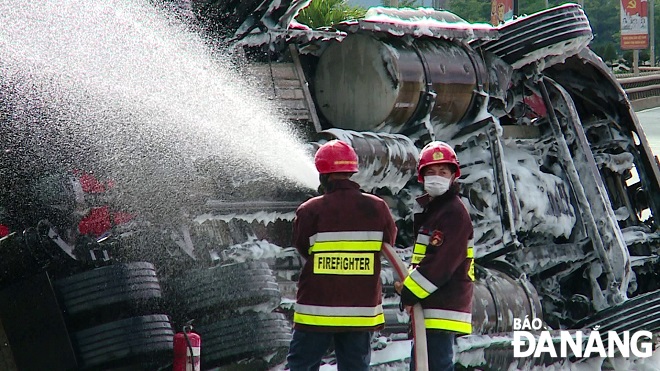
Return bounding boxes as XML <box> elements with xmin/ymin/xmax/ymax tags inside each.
<box><xmin>313</xmin><ymin>253</ymin><xmax>374</xmax><ymax>275</ymax></box>
<box><xmin>467</xmin><ymin>247</ymin><xmax>474</xmax><ymax>281</ymax></box>
<box><xmin>310</xmin><ymin>240</ymin><xmax>382</xmax><ymax>254</ymax></box>
<box><xmin>293</xmin><ymin>312</ymin><xmax>385</xmax><ymax>327</ymax></box>
<box><xmin>411</xmin><ymin>253</ymin><xmax>425</xmax><ymax>265</ymax></box>
<box><xmin>413</xmin><ymin>243</ymin><xmax>427</xmax><ymax>255</ymax></box>
<box><xmin>403</xmin><ymin>275</ymin><xmax>431</xmax><ymax>299</ymax></box>
<box><xmin>411</xmin><ymin>242</ymin><xmax>428</xmax><ymax>265</ymax></box>
<box><xmin>424</xmin><ymin>318</ymin><xmax>472</xmax><ymax>334</ymax></box>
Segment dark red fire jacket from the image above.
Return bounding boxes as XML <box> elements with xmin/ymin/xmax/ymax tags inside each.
<box><xmin>292</xmin><ymin>179</ymin><xmax>397</xmax><ymax>332</ymax></box>
<box><xmin>400</xmin><ymin>184</ymin><xmax>475</xmax><ymax>334</ymax></box>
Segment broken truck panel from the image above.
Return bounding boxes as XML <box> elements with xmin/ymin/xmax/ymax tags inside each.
<box><xmin>1</xmin><ymin>1</ymin><xmax>660</xmax><ymax>369</ymax></box>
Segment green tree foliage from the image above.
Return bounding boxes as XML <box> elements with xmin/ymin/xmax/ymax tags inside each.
<box><xmin>601</xmin><ymin>42</ymin><xmax>618</xmax><ymax>62</ymax></box>
<box><xmin>583</xmin><ymin>0</ymin><xmax>621</xmax><ymax>60</ymax></box>
<box><xmin>445</xmin><ymin>0</ymin><xmax>491</xmax><ymax>23</ymax></box>
<box><xmin>295</xmin><ymin>0</ymin><xmax>367</xmax><ymax>28</ymax></box>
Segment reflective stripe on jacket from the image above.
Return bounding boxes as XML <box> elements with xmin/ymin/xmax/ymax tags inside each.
<box><xmin>293</xmin><ymin>303</ymin><xmax>385</xmax><ymax>327</ymax></box>
<box><xmin>292</xmin><ymin>179</ymin><xmax>397</xmax><ymax>332</ymax></box>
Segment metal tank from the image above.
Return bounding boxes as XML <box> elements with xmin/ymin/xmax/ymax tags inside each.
<box><xmin>313</xmin><ymin>33</ymin><xmax>488</xmax><ymax>132</ymax></box>
<box><xmin>308</xmin><ymin>128</ymin><xmax>419</xmax><ymax>193</ymax></box>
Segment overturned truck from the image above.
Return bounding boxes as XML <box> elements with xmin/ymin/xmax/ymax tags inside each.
<box><xmin>1</xmin><ymin>1</ymin><xmax>660</xmax><ymax>370</ymax></box>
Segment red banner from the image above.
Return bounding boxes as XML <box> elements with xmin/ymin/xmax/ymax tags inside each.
<box><xmin>621</xmin><ymin>0</ymin><xmax>649</xmax><ymax>49</ymax></box>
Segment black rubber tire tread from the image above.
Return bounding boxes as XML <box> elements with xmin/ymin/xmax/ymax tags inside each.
<box><xmin>502</xmin><ymin>29</ymin><xmax>591</xmax><ymax>66</ymax></box>
<box><xmin>183</xmin><ymin>286</ymin><xmax>280</xmax><ymax>310</ymax></box>
<box><xmin>184</xmin><ymin>283</ymin><xmax>281</xmax><ymax>314</ymax></box>
<box><xmin>598</xmin><ymin>314</ymin><xmax>660</xmax><ymax>347</ymax></box>
<box><xmin>169</xmin><ymin>263</ymin><xmax>274</xmax><ymax>293</ymax></box>
<box><xmin>569</xmin><ymin>314</ymin><xmax>660</xmax><ymax>362</ymax></box>
<box><xmin>54</xmin><ymin>262</ymin><xmax>156</xmax><ymax>293</ymax></box>
<box><xmin>57</xmin><ymin>274</ymin><xmax>160</xmax><ymax>300</ymax></box>
<box><xmin>76</xmin><ymin>319</ymin><xmax>172</xmax><ymax>351</ymax></box>
<box><xmin>166</xmin><ymin>262</ymin><xmax>282</xmax><ymax>317</ymax></box>
<box><xmin>173</xmin><ymin>267</ymin><xmax>274</xmax><ymax>285</ymax></box>
<box><xmin>169</xmin><ymin>274</ymin><xmax>279</xmax><ymax>309</ymax></box>
<box><xmin>171</xmin><ymin>271</ymin><xmax>276</xmax><ymax>297</ymax></box>
<box><xmin>54</xmin><ymin>262</ymin><xmax>162</xmax><ymax>315</ymax></box>
<box><xmin>481</xmin><ymin>8</ymin><xmax>587</xmax><ymax>53</ymax></box>
<box><xmin>574</xmin><ymin>289</ymin><xmax>660</xmax><ymax>328</ymax></box>
<box><xmin>200</xmin><ymin>317</ymin><xmax>291</xmax><ymax>343</ymax></box>
<box><xmin>170</xmin><ymin>273</ymin><xmax>276</xmax><ymax>296</ymax></box>
<box><xmin>73</xmin><ymin>314</ymin><xmax>173</xmax><ymax>369</ymax></box>
<box><xmin>477</xmin><ymin>5</ymin><xmax>585</xmax><ymax>49</ymax></box>
<box><xmin>197</xmin><ymin>313</ymin><xmax>291</xmax><ymax>368</ymax></box>
<box><xmin>196</xmin><ymin>312</ymin><xmax>289</xmax><ymax>339</ymax></box>
<box><xmin>207</xmin><ymin>330</ymin><xmax>291</xmax><ymax>353</ymax></box>
<box><xmin>596</xmin><ymin>302</ymin><xmax>660</xmax><ymax>333</ymax></box>
<box><xmin>62</xmin><ymin>279</ymin><xmax>161</xmax><ymax>315</ymax></box>
<box><xmin>474</xmin><ymin>4</ymin><xmax>591</xmax><ymax>66</ymax></box>
<box><xmin>178</xmin><ymin>261</ymin><xmax>272</xmax><ymax>282</ymax></box>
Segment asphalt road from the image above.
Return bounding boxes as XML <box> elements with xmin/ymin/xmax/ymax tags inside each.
<box><xmin>636</xmin><ymin>107</ymin><xmax>660</xmax><ymax>156</ymax></box>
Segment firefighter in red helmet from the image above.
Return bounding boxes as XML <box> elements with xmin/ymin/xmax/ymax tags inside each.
<box><xmin>287</xmin><ymin>140</ymin><xmax>397</xmax><ymax>371</ymax></box>
<box><xmin>395</xmin><ymin>141</ymin><xmax>475</xmax><ymax>371</ymax></box>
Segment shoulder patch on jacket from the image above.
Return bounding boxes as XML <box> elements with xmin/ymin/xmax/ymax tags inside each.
<box><xmin>429</xmin><ymin>230</ymin><xmax>444</xmax><ymax>246</ymax></box>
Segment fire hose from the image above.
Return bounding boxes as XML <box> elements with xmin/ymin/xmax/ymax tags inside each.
<box><xmin>382</xmin><ymin>243</ymin><xmax>429</xmax><ymax>371</ymax></box>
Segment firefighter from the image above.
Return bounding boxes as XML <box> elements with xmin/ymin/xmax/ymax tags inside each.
<box><xmin>287</xmin><ymin>140</ymin><xmax>397</xmax><ymax>371</ymax></box>
<box><xmin>395</xmin><ymin>141</ymin><xmax>475</xmax><ymax>371</ymax></box>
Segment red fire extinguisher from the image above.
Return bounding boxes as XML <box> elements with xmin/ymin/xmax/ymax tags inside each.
<box><xmin>173</xmin><ymin>324</ymin><xmax>201</xmax><ymax>371</ymax></box>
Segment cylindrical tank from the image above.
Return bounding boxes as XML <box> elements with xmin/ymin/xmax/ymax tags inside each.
<box><xmin>314</xmin><ymin>33</ymin><xmax>487</xmax><ymax>132</ymax></box>
<box><xmin>472</xmin><ymin>263</ymin><xmax>543</xmax><ymax>334</ymax></box>
<box><xmin>309</xmin><ymin>129</ymin><xmax>419</xmax><ymax>193</ymax></box>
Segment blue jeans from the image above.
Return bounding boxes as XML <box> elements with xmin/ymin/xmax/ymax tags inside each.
<box><xmin>410</xmin><ymin>331</ymin><xmax>455</xmax><ymax>371</ymax></box>
<box><xmin>287</xmin><ymin>329</ymin><xmax>371</xmax><ymax>371</ymax></box>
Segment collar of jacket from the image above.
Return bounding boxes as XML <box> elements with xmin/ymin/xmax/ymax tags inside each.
<box><xmin>325</xmin><ymin>178</ymin><xmax>360</xmax><ymax>194</ymax></box>
<box><xmin>415</xmin><ymin>182</ymin><xmax>460</xmax><ymax>210</ymax></box>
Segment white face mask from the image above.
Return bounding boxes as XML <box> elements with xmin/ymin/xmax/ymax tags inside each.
<box><xmin>424</xmin><ymin>175</ymin><xmax>452</xmax><ymax>197</ymax></box>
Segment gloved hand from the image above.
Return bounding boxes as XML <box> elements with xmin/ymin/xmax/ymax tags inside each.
<box><xmin>395</xmin><ymin>281</ymin><xmax>413</xmax><ymax>314</ymax></box>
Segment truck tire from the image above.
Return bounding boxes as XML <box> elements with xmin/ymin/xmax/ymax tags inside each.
<box><xmin>196</xmin><ymin>312</ymin><xmax>292</xmax><ymax>369</ymax></box>
<box><xmin>54</xmin><ymin>262</ymin><xmax>162</xmax><ymax>320</ymax></box>
<box><xmin>73</xmin><ymin>314</ymin><xmax>173</xmax><ymax>370</ymax></box>
<box><xmin>166</xmin><ymin>261</ymin><xmax>282</xmax><ymax>319</ymax></box>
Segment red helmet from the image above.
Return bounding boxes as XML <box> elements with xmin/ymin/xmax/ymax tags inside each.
<box><xmin>315</xmin><ymin>140</ymin><xmax>359</xmax><ymax>174</ymax></box>
<box><xmin>417</xmin><ymin>141</ymin><xmax>461</xmax><ymax>182</ymax></box>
